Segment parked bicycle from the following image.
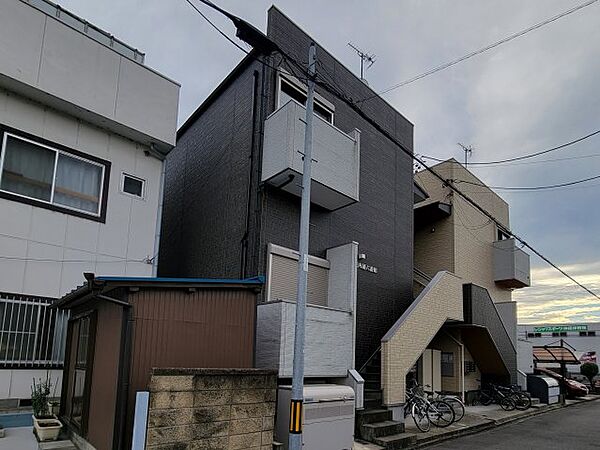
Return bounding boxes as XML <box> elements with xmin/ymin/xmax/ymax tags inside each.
<box><xmin>423</xmin><ymin>384</ymin><xmax>465</xmax><ymax>422</ymax></box>
<box><xmin>404</xmin><ymin>381</ymin><xmax>456</xmax><ymax>432</ymax></box>
<box><xmin>473</xmin><ymin>382</ymin><xmax>516</xmax><ymax>411</ymax></box>
<box><xmin>497</xmin><ymin>385</ymin><xmax>532</xmax><ymax>411</ymax></box>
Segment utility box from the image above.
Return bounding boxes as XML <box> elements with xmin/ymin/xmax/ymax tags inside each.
<box><xmin>275</xmin><ymin>384</ymin><xmax>355</xmax><ymax>450</ymax></box>
<box><xmin>527</xmin><ymin>375</ymin><xmax>560</xmax><ymax>404</ymax></box>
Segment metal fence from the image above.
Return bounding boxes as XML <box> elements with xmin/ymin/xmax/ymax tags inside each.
<box><xmin>0</xmin><ymin>293</ymin><xmax>69</xmax><ymax>368</ymax></box>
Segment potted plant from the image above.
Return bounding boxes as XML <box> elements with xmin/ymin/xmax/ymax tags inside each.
<box><xmin>31</xmin><ymin>376</ymin><xmax>62</xmax><ymax>442</ymax></box>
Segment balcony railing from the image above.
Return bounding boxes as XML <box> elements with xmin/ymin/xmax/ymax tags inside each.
<box><xmin>0</xmin><ymin>293</ymin><xmax>69</xmax><ymax>368</ymax></box>
<box><xmin>261</xmin><ymin>100</ymin><xmax>360</xmax><ymax>210</ymax></box>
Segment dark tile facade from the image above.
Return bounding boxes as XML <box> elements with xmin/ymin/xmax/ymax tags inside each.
<box><xmin>159</xmin><ymin>7</ymin><xmax>415</xmax><ymax>368</ymax></box>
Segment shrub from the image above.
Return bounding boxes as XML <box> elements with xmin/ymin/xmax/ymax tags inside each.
<box><xmin>31</xmin><ymin>376</ymin><xmax>52</xmax><ymax>419</ymax></box>
<box><xmin>580</xmin><ymin>362</ymin><xmax>599</xmax><ymax>388</ymax></box>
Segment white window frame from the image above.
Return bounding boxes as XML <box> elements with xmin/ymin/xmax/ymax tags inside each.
<box><xmin>276</xmin><ymin>73</ymin><xmax>335</xmax><ymax>124</ymax></box>
<box><xmin>120</xmin><ymin>172</ymin><xmax>146</xmax><ymax>200</ymax></box>
<box><xmin>0</xmin><ymin>132</ymin><xmax>106</xmax><ymax>217</ymax></box>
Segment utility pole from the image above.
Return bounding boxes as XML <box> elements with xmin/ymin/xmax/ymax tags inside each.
<box><xmin>458</xmin><ymin>142</ymin><xmax>473</xmax><ymax>168</ymax></box>
<box><xmin>289</xmin><ymin>42</ymin><xmax>317</xmax><ymax>450</ymax></box>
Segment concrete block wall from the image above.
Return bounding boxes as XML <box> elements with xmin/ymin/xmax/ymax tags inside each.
<box><xmin>146</xmin><ymin>368</ymin><xmax>277</xmax><ymax>450</ymax></box>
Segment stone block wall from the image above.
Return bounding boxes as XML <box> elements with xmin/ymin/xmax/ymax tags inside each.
<box><xmin>146</xmin><ymin>368</ymin><xmax>278</xmax><ymax>450</ymax></box>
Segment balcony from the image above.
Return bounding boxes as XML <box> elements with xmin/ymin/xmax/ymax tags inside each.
<box><xmin>493</xmin><ymin>238</ymin><xmax>531</xmax><ymax>288</ymax></box>
<box><xmin>261</xmin><ymin>100</ymin><xmax>360</xmax><ymax>210</ymax></box>
<box><xmin>255</xmin><ymin>242</ymin><xmax>358</xmax><ymax>378</ymax></box>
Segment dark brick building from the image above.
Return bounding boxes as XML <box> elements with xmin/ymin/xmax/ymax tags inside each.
<box><xmin>159</xmin><ymin>7</ymin><xmax>416</xmax><ymax>370</ymax></box>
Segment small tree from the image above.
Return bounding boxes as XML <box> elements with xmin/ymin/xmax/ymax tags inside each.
<box><xmin>581</xmin><ymin>362</ymin><xmax>599</xmax><ymax>388</ymax></box>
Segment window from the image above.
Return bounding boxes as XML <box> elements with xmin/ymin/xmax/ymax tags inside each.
<box><xmin>552</xmin><ymin>332</ymin><xmax>559</xmax><ymax>337</ymax></box>
<box><xmin>527</xmin><ymin>333</ymin><xmax>535</xmax><ymax>338</ymax></box>
<box><xmin>580</xmin><ymin>331</ymin><xmax>596</xmax><ymax>337</ymax></box>
<box><xmin>535</xmin><ymin>333</ymin><xmax>542</xmax><ymax>338</ymax></box>
<box><xmin>0</xmin><ymin>131</ymin><xmax>108</xmax><ymax>218</ymax></box>
<box><xmin>0</xmin><ymin>294</ymin><xmax>68</xmax><ymax>366</ymax></box>
<box><xmin>68</xmin><ymin>314</ymin><xmax>95</xmax><ymax>431</ymax></box>
<box><xmin>278</xmin><ymin>76</ymin><xmax>334</xmax><ymax>124</ymax></box>
<box><xmin>441</xmin><ymin>352</ymin><xmax>454</xmax><ymax>377</ymax></box>
<box><xmin>579</xmin><ymin>331</ymin><xmax>587</xmax><ymax>337</ymax></box>
<box><xmin>121</xmin><ymin>173</ymin><xmax>145</xmax><ymax>198</ymax></box>
<box><xmin>589</xmin><ymin>331</ymin><xmax>596</xmax><ymax>337</ymax></box>
<box><xmin>560</xmin><ymin>332</ymin><xmax>567</xmax><ymax>337</ymax></box>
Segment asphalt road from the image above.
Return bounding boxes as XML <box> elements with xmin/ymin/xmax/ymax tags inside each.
<box><xmin>430</xmin><ymin>401</ymin><xmax>600</xmax><ymax>449</ymax></box>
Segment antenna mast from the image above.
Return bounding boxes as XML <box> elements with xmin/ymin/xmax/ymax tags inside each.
<box><xmin>348</xmin><ymin>42</ymin><xmax>376</xmax><ymax>81</ymax></box>
<box><xmin>458</xmin><ymin>143</ymin><xmax>473</xmax><ymax>168</ymax></box>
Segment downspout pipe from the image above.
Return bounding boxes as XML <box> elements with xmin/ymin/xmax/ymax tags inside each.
<box><xmin>152</xmin><ymin>157</ymin><xmax>167</xmax><ymax>277</ymax></box>
<box><xmin>445</xmin><ymin>331</ymin><xmax>465</xmax><ymax>403</ymax></box>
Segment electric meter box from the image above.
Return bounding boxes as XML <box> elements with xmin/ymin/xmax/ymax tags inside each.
<box><xmin>275</xmin><ymin>384</ymin><xmax>355</xmax><ymax>450</ymax></box>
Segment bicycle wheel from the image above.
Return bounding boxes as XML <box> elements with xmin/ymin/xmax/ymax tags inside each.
<box><xmin>443</xmin><ymin>397</ymin><xmax>465</xmax><ymax>422</ymax></box>
<box><xmin>480</xmin><ymin>393</ymin><xmax>493</xmax><ymax>406</ymax></box>
<box><xmin>412</xmin><ymin>403</ymin><xmax>431</xmax><ymax>432</ymax></box>
<box><xmin>513</xmin><ymin>393</ymin><xmax>532</xmax><ymax>410</ymax></box>
<box><xmin>499</xmin><ymin>396</ymin><xmax>516</xmax><ymax>411</ymax></box>
<box><xmin>428</xmin><ymin>400</ymin><xmax>455</xmax><ymax>427</ymax></box>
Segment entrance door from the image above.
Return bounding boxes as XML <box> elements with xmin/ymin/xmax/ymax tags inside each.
<box><xmin>420</xmin><ymin>349</ymin><xmax>442</xmax><ymax>392</ymax></box>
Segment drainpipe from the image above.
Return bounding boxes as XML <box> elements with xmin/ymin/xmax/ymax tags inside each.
<box><xmin>445</xmin><ymin>331</ymin><xmax>465</xmax><ymax>403</ymax></box>
<box><xmin>152</xmin><ymin>156</ymin><xmax>166</xmax><ymax>277</ymax></box>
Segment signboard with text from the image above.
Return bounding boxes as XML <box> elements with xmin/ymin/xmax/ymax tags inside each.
<box><xmin>533</xmin><ymin>325</ymin><xmax>588</xmax><ymax>333</ymax></box>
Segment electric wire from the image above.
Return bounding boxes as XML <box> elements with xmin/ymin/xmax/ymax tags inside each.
<box><xmin>182</xmin><ymin>0</ymin><xmax>600</xmax><ymax>301</ymax></box>
<box><xmin>358</xmin><ymin>0</ymin><xmax>599</xmax><ymax>102</ymax></box>
<box><xmin>422</xmin><ymin>153</ymin><xmax>600</xmax><ymax>168</ymax></box>
<box><xmin>422</xmin><ymin>128</ymin><xmax>600</xmax><ymax>166</ymax></box>
<box><xmin>456</xmin><ymin>173</ymin><xmax>600</xmax><ymax>190</ymax></box>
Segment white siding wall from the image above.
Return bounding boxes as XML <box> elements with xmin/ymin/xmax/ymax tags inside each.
<box><xmin>0</xmin><ymin>88</ymin><xmax>162</xmax><ymax>298</ymax></box>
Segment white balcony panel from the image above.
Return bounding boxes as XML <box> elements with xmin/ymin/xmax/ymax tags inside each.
<box><xmin>493</xmin><ymin>238</ymin><xmax>531</xmax><ymax>289</ymax></box>
<box><xmin>255</xmin><ymin>300</ymin><xmax>354</xmax><ymax>378</ymax></box>
<box><xmin>262</xmin><ymin>100</ymin><xmax>360</xmax><ymax>210</ymax></box>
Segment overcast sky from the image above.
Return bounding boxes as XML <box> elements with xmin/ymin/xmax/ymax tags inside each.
<box><xmin>58</xmin><ymin>0</ymin><xmax>600</xmax><ymax>324</ymax></box>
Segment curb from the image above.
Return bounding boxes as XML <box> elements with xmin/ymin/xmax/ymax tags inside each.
<box><xmin>417</xmin><ymin>396</ymin><xmax>600</xmax><ymax>448</ymax></box>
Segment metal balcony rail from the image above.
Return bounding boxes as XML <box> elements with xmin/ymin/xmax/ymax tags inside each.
<box><xmin>0</xmin><ymin>292</ymin><xmax>69</xmax><ymax>368</ymax></box>
<box><xmin>24</xmin><ymin>0</ymin><xmax>145</xmax><ymax>63</ymax></box>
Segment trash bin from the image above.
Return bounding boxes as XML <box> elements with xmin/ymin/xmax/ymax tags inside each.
<box><xmin>527</xmin><ymin>375</ymin><xmax>560</xmax><ymax>404</ymax></box>
<box><xmin>275</xmin><ymin>384</ymin><xmax>355</xmax><ymax>450</ymax></box>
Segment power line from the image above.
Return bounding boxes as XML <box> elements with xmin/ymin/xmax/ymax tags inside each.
<box><xmin>456</xmin><ymin>173</ymin><xmax>600</xmax><ymax>190</ymax></box>
<box><xmin>423</xmin><ymin>128</ymin><xmax>600</xmax><ymax>166</ymax></box>
<box><xmin>358</xmin><ymin>0</ymin><xmax>599</xmax><ymax>101</ymax></box>
<box><xmin>182</xmin><ymin>1</ymin><xmax>600</xmax><ymax>302</ymax></box>
<box><xmin>423</xmin><ymin>153</ymin><xmax>600</xmax><ymax>168</ymax></box>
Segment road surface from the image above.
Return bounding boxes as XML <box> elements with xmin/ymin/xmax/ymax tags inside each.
<box><xmin>430</xmin><ymin>400</ymin><xmax>600</xmax><ymax>449</ymax></box>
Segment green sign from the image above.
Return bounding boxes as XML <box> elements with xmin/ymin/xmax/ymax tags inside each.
<box><xmin>533</xmin><ymin>325</ymin><xmax>587</xmax><ymax>333</ymax></box>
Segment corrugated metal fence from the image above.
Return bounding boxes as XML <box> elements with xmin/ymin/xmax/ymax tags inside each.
<box><xmin>0</xmin><ymin>292</ymin><xmax>69</xmax><ymax>368</ymax></box>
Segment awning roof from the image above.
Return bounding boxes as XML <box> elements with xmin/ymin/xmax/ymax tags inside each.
<box><xmin>533</xmin><ymin>346</ymin><xmax>580</xmax><ymax>364</ymax></box>
<box><xmin>414</xmin><ymin>201</ymin><xmax>452</xmax><ymax>230</ymax></box>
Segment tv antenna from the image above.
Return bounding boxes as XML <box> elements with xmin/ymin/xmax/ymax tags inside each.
<box><xmin>348</xmin><ymin>42</ymin><xmax>376</xmax><ymax>81</ymax></box>
<box><xmin>458</xmin><ymin>143</ymin><xmax>473</xmax><ymax>168</ymax></box>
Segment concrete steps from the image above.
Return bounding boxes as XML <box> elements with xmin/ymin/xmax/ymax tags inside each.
<box><xmin>38</xmin><ymin>441</ymin><xmax>77</xmax><ymax>450</ymax></box>
<box><xmin>374</xmin><ymin>433</ymin><xmax>417</xmax><ymax>449</ymax></box>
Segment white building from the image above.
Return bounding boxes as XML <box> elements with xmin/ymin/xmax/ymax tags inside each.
<box><xmin>0</xmin><ymin>0</ymin><xmax>179</xmax><ymax>402</ymax></box>
<box><xmin>518</xmin><ymin>323</ymin><xmax>599</xmax><ymax>379</ymax></box>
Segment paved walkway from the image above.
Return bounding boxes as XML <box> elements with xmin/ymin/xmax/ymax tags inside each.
<box><xmin>0</xmin><ymin>426</ymin><xmax>37</xmax><ymax>450</ymax></box>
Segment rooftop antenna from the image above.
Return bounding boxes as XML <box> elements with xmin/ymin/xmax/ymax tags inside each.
<box><xmin>458</xmin><ymin>143</ymin><xmax>473</xmax><ymax>168</ymax></box>
<box><xmin>348</xmin><ymin>42</ymin><xmax>376</xmax><ymax>83</ymax></box>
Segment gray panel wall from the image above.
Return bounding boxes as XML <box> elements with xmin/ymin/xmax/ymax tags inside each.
<box><xmin>160</xmin><ymin>7</ymin><xmax>415</xmax><ymax>368</ymax></box>
<box><xmin>463</xmin><ymin>284</ymin><xmax>518</xmax><ymax>383</ymax></box>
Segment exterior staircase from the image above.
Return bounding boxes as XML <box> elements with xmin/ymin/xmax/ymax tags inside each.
<box><xmin>356</xmin><ymin>349</ymin><xmax>416</xmax><ymax>449</ymax></box>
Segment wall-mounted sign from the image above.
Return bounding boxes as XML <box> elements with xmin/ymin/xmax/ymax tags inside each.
<box><xmin>358</xmin><ymin>262</ymin><xmax>378</xmax><ymax>273</ymax></box>
<box><xmin>533</xmin><ymin>325</ymin><xmax>588</xmax><ymax>333</ymax></box>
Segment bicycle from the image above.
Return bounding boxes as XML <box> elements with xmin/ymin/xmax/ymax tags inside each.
<box><xmin>473</xmin><ymin>383</ymin><xmax>516</xmax><ymax>411</ymax></box>
<box><xmin>423</xmin><ymin>384</ymin><xmax>465</xmax><ymax>422</ymax></box>
<box><xmin>497</xmin><ymin>385</ymin><xmax>531</xmax><ymax>410</ymax></box>
<box><xmin>405</xmin><ymin>382</ymin><xmax>455</xmax><ymax>431</ymax></box>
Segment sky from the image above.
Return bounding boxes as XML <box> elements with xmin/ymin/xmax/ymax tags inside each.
<box><xmin>57</xmin><ymin>0</ymin><xmax>600</xmax><ymax>324</ymax></box>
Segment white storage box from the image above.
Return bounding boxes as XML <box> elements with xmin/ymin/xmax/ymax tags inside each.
<box><xmin>276</xmin><ymin>384</ymin><xmax>355</xmax><ymax>450</ymax></box>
